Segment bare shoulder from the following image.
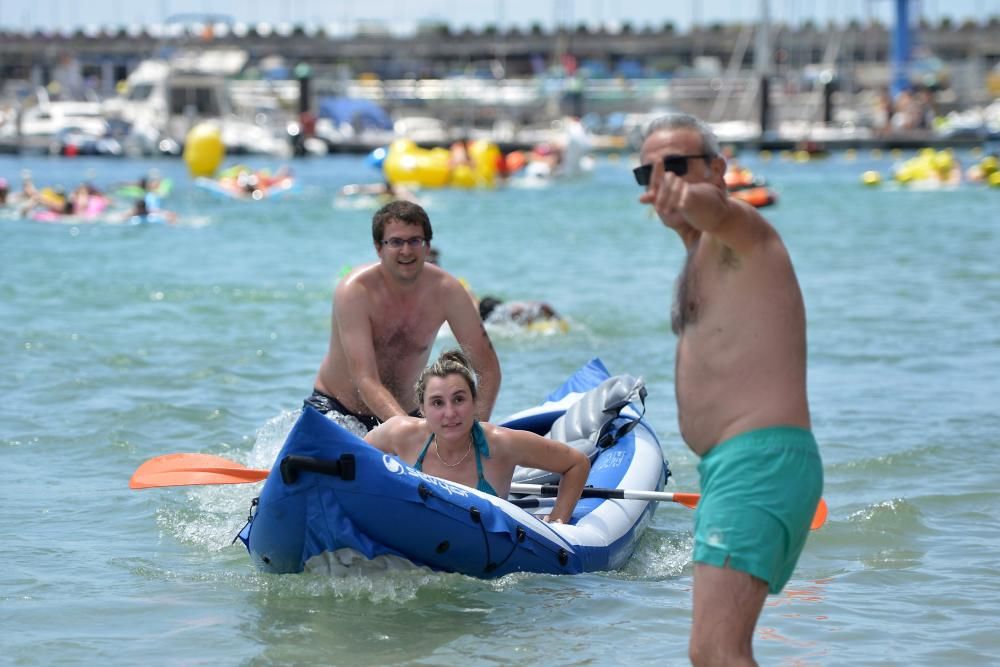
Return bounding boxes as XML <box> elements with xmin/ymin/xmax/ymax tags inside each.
<box><xmin>482</xmin><ymin>423</ymin><xmax>584</xmax><ymax>473</ymax></box>
<box><xmin>336</xmin><ymin>263</ymin><xmax>379</xmax><ymax>298</ymax></box>
<box><xmin>381</xmin><ymin>415</ymin><xmax>426</xmax><ymax>437</ymax></box>
<box><xmin>482</xmin><ymin>423</ymin><xmax>543</xmax><ymax>451</ymax></box>
<box><xmin>426</xmin><ymin>264</ymin><xmax>478</xmax><ymax>311</ymax></box>
<box><xmin>480</xmin><ymin>422</ymin><xmax>505</xmax><ymax>440</ymax></box>
<box><xmin>423</xmin><ymin>262</ymin><xmax>464</xmax><ymax>293</ymax></box>
<box><xmin>710</xmin><ymin>196</ymin><xmax>782</xmax><ymax>258</ymax></box>
<box><xmin>732</xmin><ymin>196</ymin><xmax>777</xmax><ymax>238</ymax></box>
<box><xmin>478</xmin><ymin>423</ymin><xmax>510</xmax><ymax>458</ymax></box>
<box><xmin>365</xmin><ymin>415</ymin><xmax>427</xmax><ymax>455</ymax></box>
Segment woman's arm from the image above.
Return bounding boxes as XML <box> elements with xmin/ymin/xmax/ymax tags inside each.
<box><xmin>503</xmin><ymin>429</ymin><xmax>590</xmax><ymax>524</ymax></box>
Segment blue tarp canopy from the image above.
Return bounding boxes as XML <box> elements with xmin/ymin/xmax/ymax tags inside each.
<box><xmin>318</xmin><ymin>96</ymin><xmax>392</xmax><ymax>131</ymax></box>
<box><xmin>615</xmin><ymin>59</ymin><xmax>645</xmax><ymax>78</ymax></box>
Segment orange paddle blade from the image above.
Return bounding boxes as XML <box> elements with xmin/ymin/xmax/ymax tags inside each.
<box><xmin>810</xmin><ymin>497</ymin><xmax>829</xmax><ymax>530</ymax></box>
<box><xmin>672</xmin><ymin>493</ymin><xmax>701</xmax><ymax>510</ymax></box>
<box><xmin>129</xmin><ymin>453</ymin><xmax>270</xmax><ymax>489</ymax></box>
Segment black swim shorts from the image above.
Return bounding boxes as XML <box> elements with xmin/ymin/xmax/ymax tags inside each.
<box><xmin>304</xmin><ymin>389</ymin><xmax>381</xmax><ymax>432</ymax></box>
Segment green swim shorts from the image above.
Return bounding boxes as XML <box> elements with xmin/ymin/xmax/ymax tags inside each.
<box><xmin>693</xmin><ymin>425</ymin><xmax>823</xmax><ymax>594</ymax></box>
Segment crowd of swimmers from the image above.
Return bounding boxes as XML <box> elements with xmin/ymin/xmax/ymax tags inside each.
<box><xmin>0</xmin><ymin>171</ymin><xmax>176</xmax><ymax>224</ymax></box>
<box><xmin>208</xmin><ymin>165</ymin><xmax>295</xmax><ymax>200</ymax></box>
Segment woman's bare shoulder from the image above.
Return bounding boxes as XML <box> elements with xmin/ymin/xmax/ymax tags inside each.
<box><xmin>481</xmin><ymin>423</ymin><xmax>546</xmax><ymax>452</ymax></box>
<box><xmin>367</xmin><ymin>416</ymin><xmax>427</xmax><ymax>453</ymax></box>
<box><xmin>382</xmin><ymin>415</ymin><xmax>426</xmax><ymax>436</ymax></box>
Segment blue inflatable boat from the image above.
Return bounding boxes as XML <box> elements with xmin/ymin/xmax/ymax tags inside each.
<box><xmin>238</xmin><ymin>359</ymin><xmax>670</xmax><ymax>577</ymax></box>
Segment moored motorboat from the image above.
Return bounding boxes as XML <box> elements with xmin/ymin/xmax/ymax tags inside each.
<box><xmin>730</xmin><ymin>185</ymin><xmax>778</xmax><ymax>208</ymax></box>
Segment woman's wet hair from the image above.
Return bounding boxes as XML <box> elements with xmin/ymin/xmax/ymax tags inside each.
<box><xmin>416</xmin><ymin>349</ymin><xmax>478</xmax><ymax>407</ymax></box>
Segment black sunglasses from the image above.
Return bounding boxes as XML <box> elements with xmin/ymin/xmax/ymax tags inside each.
<box><xmin>632</xmin><ymin>154</ymin><xmax>712</xmax><ymax>186</ymax></box>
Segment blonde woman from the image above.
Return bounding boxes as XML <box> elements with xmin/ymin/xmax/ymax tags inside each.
<box><xmin>365</xmin><ymin>350</ymin><xmax>589</xmax><ymax>523</ymax></box>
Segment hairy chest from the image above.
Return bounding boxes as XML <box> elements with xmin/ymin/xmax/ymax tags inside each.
<box><xmin>672</xmin><ymin>243</ymin><xmax>741</xmax><ymax>334</ymax></box>
<box><xmin>370</xmin><ymin>302</ymin><xmax>441</xmax><ymax>358</ymax></box>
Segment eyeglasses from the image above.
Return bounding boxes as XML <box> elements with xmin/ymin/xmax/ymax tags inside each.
<box><xmin>632</xmin><ymin>154</ymin><xmax>711</xmax><ymax>186</ymax></box>
<box><xmin>380</xmin><ymin>237</ymin><xmax>428</xmax><ymax>250</ymax></box>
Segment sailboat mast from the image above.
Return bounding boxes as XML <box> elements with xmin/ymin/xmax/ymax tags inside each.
<box><xmin>890</xmin><ymin>0</ymin><xmax>913</xmax><ymax>98</ymax></box>
<box><xmin>756</xmin><ymin>0</ymin><xmax>772</xmax><ymax>137</ymax></box>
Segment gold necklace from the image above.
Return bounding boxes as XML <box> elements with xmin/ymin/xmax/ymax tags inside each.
<box><xmin>434</xmin><ymin>435</ymin><xmax>473</xmax><ymax>468</ymax></box>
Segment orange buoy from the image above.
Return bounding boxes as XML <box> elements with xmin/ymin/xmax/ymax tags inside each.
<box><xmin>730</xmin><ymin>186</ymin><xmax>777</xmax><ymax>208</ymax></box>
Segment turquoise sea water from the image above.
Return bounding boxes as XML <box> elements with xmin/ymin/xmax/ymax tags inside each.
<box><xmin>2</xmin><ymin>150</ymin><xmax>998</xmax><ymax>665</ymax></box>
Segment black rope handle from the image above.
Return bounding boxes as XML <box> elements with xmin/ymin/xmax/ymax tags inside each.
<box><xmin>280</xmin><ymin>454</ymin><xmax>356</xmax><ymax>484</ymax></box>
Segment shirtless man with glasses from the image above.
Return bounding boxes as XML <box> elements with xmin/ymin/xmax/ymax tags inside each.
<box><xmin>637</xmin><ymin>113</ymin><xmax>823</xmax><ymax>666</ymax></box>
<box><xmin>306</xmin><ymin>200</ymin><xmax>500</xmax><ymax>435</ymax></box>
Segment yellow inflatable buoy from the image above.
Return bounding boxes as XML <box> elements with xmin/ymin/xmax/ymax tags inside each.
<box><xmin>894</xmin><ymin>164</ymin><xmax>915</xmax><ymax>184</ymax></box>
<box><xmin>988</xmin><ymin>172</ymin><xmax>1000</xmax><ymax>188</ymax></box>
<box><xmin>383</xmin><ymin>138</ymin><xmax>503</xmax><ymax>189</ymax></box>
<box><xmin>450</xmin><ymin>164</ymin><xmax>477</xmax><ymax>188</ymax></box>
<box><xmin>383</xmin><ymin>141</ymin><xmax>450</xmax><ymax>188</ymax></box>
<box><xmin>981</xmin><ymin>156</ymin><xmax>998</xmax><ymax>177</ymax></box>
<box><xmin>930</xmin><ymin>152</ymin><xmax>954</xmax><ymax>180</ymax></box>
<box><xmin>183</xmin><ymin>123</ymin><xmax>225</xmax><ymax>177</ymax></box>
<box><xmin>861</xmin><ymin>170</ymin><xmax>882</xmax><ymax>186</ymax></box>
<box><xmin>467</xmin><ymin>139</ymin><xmax>500</xmax><ymax>187</ymax></box>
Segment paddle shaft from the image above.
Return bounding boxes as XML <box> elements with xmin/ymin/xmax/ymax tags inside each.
<box><xmin>128</xmin><ymin>454</ymin><xmax>826</xmax><ymax>530</ymax></box>
<box><xmin>509</xmin><ymin>482</ymin><xmax>696</xmax><ymax>505</ymax></box>
<box><xmin>509</xmin><ymin>482</ymin><xmax>829</xmax><ymax>530</ymax></box>
<box><xmin>132</xmin><ymin>456</ymin><xmax>689</xmax><ymax>502</ymax></box>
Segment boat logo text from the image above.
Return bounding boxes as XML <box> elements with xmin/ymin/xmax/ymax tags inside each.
<box><xmin>382</xmin><ymin>454</ymin><xmax>471</xmax><ymax>498</ymax></box>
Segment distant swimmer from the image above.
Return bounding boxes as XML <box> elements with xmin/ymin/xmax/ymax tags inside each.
<box><xmin>478</xmin><ymin>296</ymin><xmax>566</xmax><ymax>331</ymax></box>
<box><xmin>115</xmin><ymin>172</ymin><xmax>171</xmax><ymax>198</ymax></box>
<box><xmin>338</xmin><ymin>180</ymin><xmax>419</xmax><ymax>205</ymax></box>
<box><xmin>966</xmin><ymin>154</ymin><xmax>998</xmax><ymax>184</ymax></box>
<box><xmin>204</xmin><ymin>165</ymin><xmax>296</xmax><ymax>200</ymax></box>
<box><xmin>117</xmin><ymin>198</ymin><xmax>177</xmax><ymax>225</ymax></box>
<box><xmin>19</xmin><ymin>180</ymin><xmax>105</xmax><ymax>219</ymax></box>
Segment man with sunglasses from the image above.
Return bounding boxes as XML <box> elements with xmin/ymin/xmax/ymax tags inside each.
<box><xmin>637</xmin><ymin>113</ymin><xmax>823</xmax><ymax>666</ymax></box>
<box><xmin>306</xmin><ymin>200</ymin><xmax>500</xmax><ymax>435</ymax></box>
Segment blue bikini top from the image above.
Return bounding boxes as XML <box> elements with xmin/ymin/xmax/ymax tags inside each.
<box><xmin>414</xmin><ymin>420</ymin><xmax>498</xmax><ymax>497</ymax></box>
